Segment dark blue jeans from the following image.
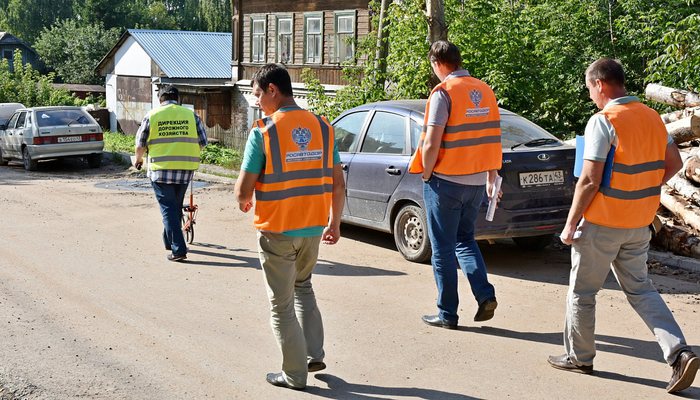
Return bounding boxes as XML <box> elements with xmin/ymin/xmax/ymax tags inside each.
<box><xmin>423</xmin><ymin>176</ymin><xmax>496</xmax><ymax>324</ymax></box>
<box><xmin>151</xmin><ymin>181</ymin><xmax>188</xmax><ymax>256</ymax></box>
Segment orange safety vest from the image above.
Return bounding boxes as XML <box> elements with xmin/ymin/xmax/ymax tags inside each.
<box><xmin>584</xmin><ymin>102</ymin><xmax>667</xmax><ymax>229</ymax></box>
<box><xmin>253</xmin><ymin>109</ymin><xmax>335</xmax><ymax>232</ymax></box>
<box><xmin>409</xmin><ymin>75</ymin><xmax>502</xmax><ymax>175</ymax></box>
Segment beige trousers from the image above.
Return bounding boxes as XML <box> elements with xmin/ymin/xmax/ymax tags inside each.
<box><xmin>257</xmin><ymin>231</ymin><xmax>325</xmax><ymax>388</ymax></box>
<box><xmin>565</xmin><ymin>220</ymin><xmax>689</xmax><ymax>366</ymax></box>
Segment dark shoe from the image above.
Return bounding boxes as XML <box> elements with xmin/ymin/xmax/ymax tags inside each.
<box><xmin>167</xmin><ymin>253</ymin><xmax>187</xmax><ymax>262</ymax></box>
<box><xmin>421</xmin><ymin>315</ymin><xmax>457</xmax><ymax>330</ymax></box>
<box><xmin>667</xmin><ymin>350</ymin><xmax>699</xmax><ymax>393</ymax></box>
<box><xmin>548</xmin><ymin>354</ymin><xmax>593</xmax><ymax>374</ymax></box>
<box><xmin>308</xmin><ymin>361</ymin><xmax>326</xmax><ymax>372</ymax></box>
<box><xmin>474</xmin><ymin>298</ymin><xmax>498</xmax><ymax>322</ymax></box>
<box><xmin>265</xmin><ymin>372</ymin><xmax>305</xmax><ymax>390</ymax></box>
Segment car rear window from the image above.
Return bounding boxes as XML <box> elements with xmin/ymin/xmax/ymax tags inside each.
<box><xmin>36</xmin><ymin>110</ymin><xmax>93</xmax><ymax>128</ymax></box>
<box><xmin>501</xmin><ymin>115</ymin><xmax>560</xmax><ymax>148</ymax></box>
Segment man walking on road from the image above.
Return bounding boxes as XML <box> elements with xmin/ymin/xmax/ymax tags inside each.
<box><xmin>234</xmin><ymin>64</ymin><xmax>345</xmax><ymax>390</ymax></box>
<box><xmin>134</xmin><ymin>85</ymin><xmax>207</xmax><ymax>262</ymax></box>
<box><xmin>550</xmin><ymin>58</ymin><xmax>698</xmax><ymax>394</ymax></box>
<box><xmin>409</xmin><ymin>41</ymin><xmax>502</xmax><ymax>329</ymax></box>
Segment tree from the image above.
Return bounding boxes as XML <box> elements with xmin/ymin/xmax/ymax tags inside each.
<box><xmin>74</xmin><ymin>0</ymin><xmax>132</xmax><ymax>30</ymax></box>
<box><xmin>2</xmin><ymin>0</ymin><xmax>73</xmax><ymax>42</ymax></box>
<box><xmin>0</xmin><ymin>49</ymin><xmax>89</xmax><ymax>106</ymax></box>
<box><xmin>34</xmin><ymin>19</ymin><xmax>121</xmax><ymax>84</ymax></box>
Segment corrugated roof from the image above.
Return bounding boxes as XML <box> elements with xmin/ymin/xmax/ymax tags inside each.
<box><xmin>128</xmin><ymin>29</ymin><xmax>231</xmax><ymax>79</ymax></box>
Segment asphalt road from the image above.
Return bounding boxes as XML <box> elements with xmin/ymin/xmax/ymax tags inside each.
<box><xmin>0</xmin><ymin>158</ymin><xmax>698</xmax><ymax>399</ymax></box>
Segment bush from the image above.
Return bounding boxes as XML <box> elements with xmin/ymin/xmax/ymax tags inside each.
<box><xmin>200</xmin><ymin>143</ymin><xmax>242</xmax><ymax>170</ymax></box>
<box><xmin>103</xmin><ymin>131</ymin><xmax>135</xmax><ymax>153</ymax></box>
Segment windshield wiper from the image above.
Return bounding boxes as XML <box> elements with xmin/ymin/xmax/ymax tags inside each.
<box><xmin>511</xmin><ymin>138</ymin><xmax>559</xmax><ymax>150</ymax></box>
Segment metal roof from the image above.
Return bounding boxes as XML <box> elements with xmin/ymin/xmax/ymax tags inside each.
<box><xmin>128</xmin><ymin>29</ymin><xmax>231</xmax><ymax>79</ymax></box>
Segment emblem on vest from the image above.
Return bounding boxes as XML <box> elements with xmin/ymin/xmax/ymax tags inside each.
<box><xmin>466</xmin><ymin>89</ymin><xmax>490</xmax><ymax>117</ymax></box>
<box><xmin>286</xmin><ymin>127</ymin><xmax>322</xmax><ymax>163</ymax></box>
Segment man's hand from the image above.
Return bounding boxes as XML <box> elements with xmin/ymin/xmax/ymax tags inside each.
<box><xmin>134</xmin><ymin>159</ymin><xmax>143</xmax><ymax>170</ymax></box>
<box><xmin>322</xmin><ymin>224</ymin><xmax>340</xmax><ymax>245</ymax></box>
<box><xmin>239</xmin><ymin>201</ymin><xmax>253</xmax><ymax>213</ymax></box>
<box><xmin>560</xmin><ymin>223</ymin><xmax>580</xmax><ymax>246</ymax></box>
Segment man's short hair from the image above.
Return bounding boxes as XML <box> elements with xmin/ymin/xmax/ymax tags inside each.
<box><xmin>428</xmin><ymin>40</ymin><xmax>462</xmax><ymax>70</ymax></box>
<box><xmin>585</xmin><ymin>58</ymin><xmax>625</xmax><ymax>87</ymax></box>
<box><xmin>252</xmin><ymin>64</ymin><xmax>293</xmax><ymax>97</ymax></box>
<box><xmin>158</xmin><ymin>85</ymin><xmax>179</xmax><ymax>101</ymax></box>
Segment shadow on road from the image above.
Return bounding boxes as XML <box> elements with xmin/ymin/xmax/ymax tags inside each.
<box><xmin>460</xmin><ymin>326</ymin><xmax>673</xmax><ymax>363</ymax></box>
<box><xmin>1</xmin><ymin>154</ymin><xmax>132</xmax><ymax>183</ymax></box>
<box><xmin>460</xmin><ymin>327</ymin><xmax>700</xmax><ymax>394</ymax></box>
<box><xmin>186</xmin><ymin>242</ymin><xmax>406</xmax><ymax>276</ymax></box>
<box><xmin>306</xmin><ymin>374</ymin><xmax>479</xmax><ymax>400</ymax></box>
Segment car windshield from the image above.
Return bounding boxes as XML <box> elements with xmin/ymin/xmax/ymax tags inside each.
<box><xmin>36</xmin><ymin>110</ymin><xmax>92</xmax><ymax>127</ymax></box>
<box><xmin>501</xmin><ymin>115</ymin><xmax>560</xmax><ymax>149</ymax></box>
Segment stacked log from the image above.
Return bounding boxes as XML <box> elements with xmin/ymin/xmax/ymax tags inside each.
<box><xmin>645</xmin><ymin>84</ymin><xmax>700</xmax><ymax>257</ymax></box>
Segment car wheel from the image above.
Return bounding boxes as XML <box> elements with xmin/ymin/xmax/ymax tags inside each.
<box><xmin>393</xmin><ymin>204</ymin><xmax>431</xmax><ymax>263</ymax></box>
<box><xmin>0</xmin><ymin>148</ymin><xmax>8</xmax><ymax>166</ymax></box>
<box><xmin>22</xmin><ymin>147</ymin><xmax>38</xmax><ymax>171</ymax></box>
<box><xmin>513</xmin><ymin>234</ymin><xmax>553</xmax><ymax>251</ymax></box>
<box><xmin>87</xmin><ymin>153</ymin><xmax>102</xmax><ymax>168</ymax></box>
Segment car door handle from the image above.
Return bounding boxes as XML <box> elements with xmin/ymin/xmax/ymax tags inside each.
<box><xmin>341</xmin><ymin>163</ymin><xmax>348</xmax><ymax>171</ymax></box>
<box><xmin>385</xmin><ymin>167</ymin><xmax>401</xmax><ymax>175</ymax></box>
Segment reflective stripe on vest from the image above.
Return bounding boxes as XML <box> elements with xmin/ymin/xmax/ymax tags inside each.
<box><xmin>253</xmin><ymin>109</ymin><xmax>334</xmax><ymax>232</ymax></box>
<box><xmin>147</xmin><ymin>104</ymin><xmax>200</xmax><ymax>171</ymax></box>
<box><xmin>409</xmin><ymin>76</ymin><xmax>502</xmax><ymax>175</ymax></box>
<box><xmin>584</xmin><ymin>102</ymin><xmax>667</xmax><ymax>228</ymax></box>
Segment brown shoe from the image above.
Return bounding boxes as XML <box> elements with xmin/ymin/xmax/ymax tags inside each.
<box><xmin>308</xmin><ymin>361</ymin><xmax>326</xmax><ymax>372</ymax></box>
<box><xmin>667</xmin><ymin>350</ymin><xmax>699</xmax><ymax>393</ymax></box>
<box><xmin>548</xmin><ymin>354</ymin><xmax>593</xmax><ymax>374</ymax></box>
<box><xmin>474</xmin><ymin>298</ymin><xmax>497</xmax><ymax>322</ymax></box>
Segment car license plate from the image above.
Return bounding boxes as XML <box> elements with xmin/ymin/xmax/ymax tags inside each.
<box><xmin>57</xmin><ymin>136</ymin><xmax>82</xmax><ymax>143</ymax></box>
<box><xmin>519</xmin><ymin>170</ymin><xmax>564</xmax><ymax>188</ymax></box>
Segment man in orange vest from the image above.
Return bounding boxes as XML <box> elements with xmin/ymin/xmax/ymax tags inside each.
<box><xmin>409</xmin><ymin>41</ymin><xmax>502</xmax><ymax>329</ymax></box>
<box><xmin>234</xmin><ymin>64</ymin><xmax>345</xmax><ymax>391</ymax></box>
<box><xmin>549</xmin><ymin>58</ymin><xmax>698</xmax><ymax>394</ymax></box>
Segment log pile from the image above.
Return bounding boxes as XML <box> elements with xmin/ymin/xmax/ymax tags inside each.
<box><xmin>645</xmin><ymin>83</ymin><xmax>700</xmax><ymax>257</ymax></box>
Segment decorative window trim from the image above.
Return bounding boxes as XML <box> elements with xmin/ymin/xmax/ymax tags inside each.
<box><xmin>333</xmin><ymin>11</ymin><xmax>356</xmax><ymax>63</ymax></box>
<box><xmin>250</xmin><ymin>15</ymin><xmax>267</xmax><ymax>64</ymax></box>
<box><xmin>276</xmin><ymin>15</ymin><xmax>293</xmax><ymax>64</ymax></box>
<box><xmin>304</xmin><ymin>12</ymin><xmax>324</xmax><ymax>64</ymax></box>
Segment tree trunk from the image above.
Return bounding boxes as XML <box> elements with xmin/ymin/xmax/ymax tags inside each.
<box><xmin>660</xmin><ymin>189</ymin><xmax>700</xmax><ymax>232</ymax></box>
<box><xmin>665</xmin><ymin>174</ymin><xmax>700</xmax><ymax>205</ymax></box>
<box><xmin>665</xmin><ymin>110</ymin><xmax>700</xmax><ymax>144</ymax></box>
<box><xmin>374</xmin><ymin>0</ymin><xmax>392</xmax><ymax>86</ymax></box>
<box><xmin>661</xmin><ymin>107</ymin><xmax>699</xmax><ymax>124</ymax></box>
<box><xmin>652</xmin><ymin>215</ymin><xmax>700</xmax><ymax>258</ymax></box>
<box><xmin>425</xmin><ymin>0</ymin><xmax>447</xmax><ymax>44</ymax></box>
<box><xmin>684</xmin><ymin>155</ymin><xmax>700</xmax><ymax>185</ymax></box>
<box><xmin>645</xmin><ymin>83</ymin><xmax>700</xmax><ymax>108</ymax></box>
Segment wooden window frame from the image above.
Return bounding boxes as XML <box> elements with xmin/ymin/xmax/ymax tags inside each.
<box><xmin>250</xmin><ymin>16</ymin><xmax>267</xmax><ymax>64</ymax></box>
<box><xmin>304</xmin><ymin>12</ymin><xmax>323</xmax><ymax>65</ymax></box>
<box><xmin>276</xmin><ymin>15</ymin><xmax>293</xmax><ymax>64</ymax></box>
<box><xmin>334</xmin><ymin>11</ymin><xmax>356</xmax><ymax>63</ymax></box>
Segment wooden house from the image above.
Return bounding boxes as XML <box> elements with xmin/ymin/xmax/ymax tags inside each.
<box><xmin>229</xmin><ymin>0</ymin><xmax>371</xmax><ymax>148</ymax></box>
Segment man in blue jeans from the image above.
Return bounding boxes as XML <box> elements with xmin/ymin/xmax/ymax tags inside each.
<box><xmin>134</xmin><ymin>85</ymin><xmax>207</xmax><ymax>261</ymax></box>
<box><xmin>409</xmin><ymin>40</ymin><xmax>501</xmax><ymax>329</ymax></box>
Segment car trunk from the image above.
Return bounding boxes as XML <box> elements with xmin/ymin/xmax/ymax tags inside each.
<box><xmin>499</xmin><ymin>146</ymin><xmax>576</xmax><ymax>211</ymax></box>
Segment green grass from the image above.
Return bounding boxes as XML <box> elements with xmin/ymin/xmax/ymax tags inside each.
<box><xmin>103</xmin><ymin>131</ymin><xmax>135</xmax><ymax>153</ymax></box>
<box><xmin>200</xmin><ymin>143</ymin><xmax>242</xmax><ymax>170</ymax></box>
<box><xmin>103</xmin><ymin>132</ymin><xmax>242</xmax><ymax>170</ymax></box>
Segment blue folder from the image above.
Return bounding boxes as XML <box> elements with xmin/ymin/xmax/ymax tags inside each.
<box><xmin>574</xmin><ymin>135</ymin><xmax>615</xmax><ymax>187</ymax></box>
